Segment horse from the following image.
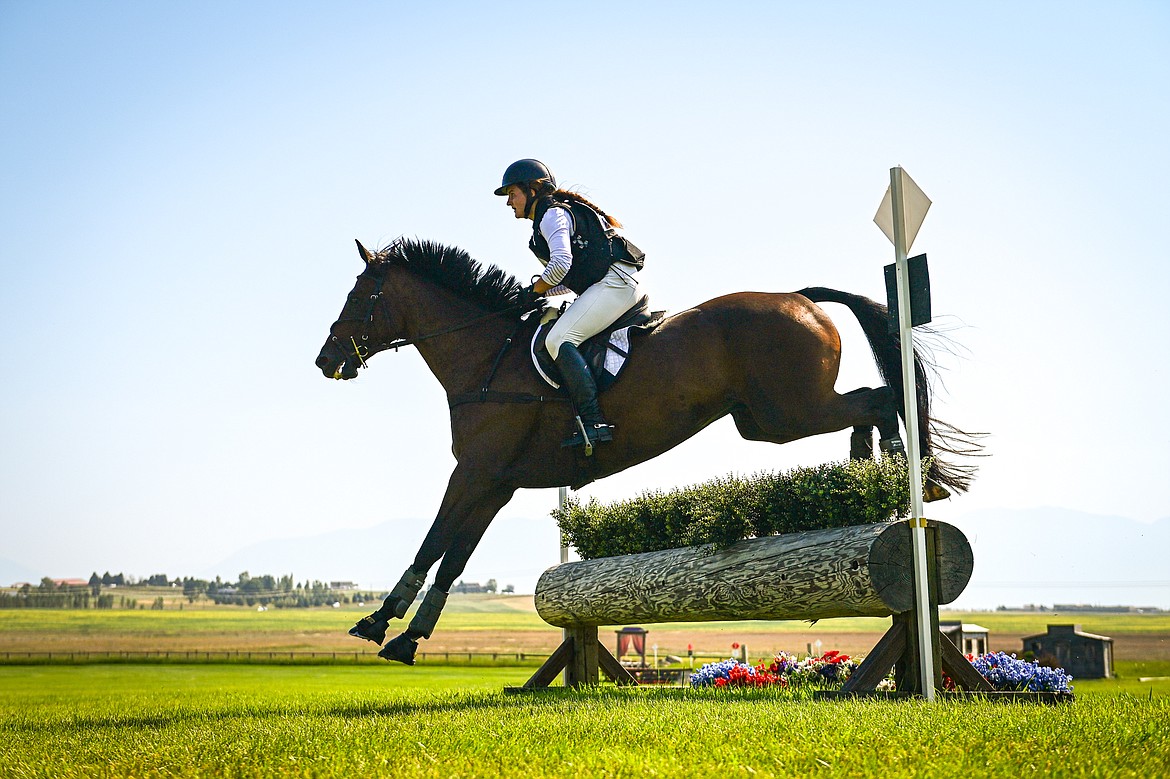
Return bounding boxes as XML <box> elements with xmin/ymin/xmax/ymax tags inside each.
<box><xmin>315</xmin><ymin>237</ymin><xmax>982</xmax><ymax>664</ymax></box>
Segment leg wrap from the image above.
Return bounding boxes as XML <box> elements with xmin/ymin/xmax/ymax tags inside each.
<box><xmin>850</xmin><ymin>426</ymin><xmax>874</xmax><ymax>460</ymax></box>
<box><xmin>406</xmin><ymin>588</ymin><xmax>448</xmax><ymax>640</ymax></box>
<box><xmin>879</xmin><ymin>435</ymin><xmax>906</xmax><ymax>457</ymax></box>
<box><xmin>380</xmin><ymin>567</ymin><xmax>427</xmax><ymax>620</ymax></box>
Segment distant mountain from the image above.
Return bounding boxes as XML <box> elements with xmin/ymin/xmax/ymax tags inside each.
<box><xmin>943</xmin><ymin>508</ymin><xmax>1169</xmax><ymax>610</ymax></box>
<box><xmin>202</xmin><ymin>506</ymin><xmax>1169</xmax><ymax>609</ymax></box>
<box><xmin>203</xmin><ymin>514</ymin><xmax>563</xmax><ymax>594</ymax></box>
<box><xmin>1</xmin><ymin>557</ymin><xmax>42</xmax><ymax>587</ymax></box>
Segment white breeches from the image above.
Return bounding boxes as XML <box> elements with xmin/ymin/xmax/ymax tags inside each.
<box><xmin>545</xmin><ymin>262</ymin><xmax>640</xmax><ymax>361</ymax></box>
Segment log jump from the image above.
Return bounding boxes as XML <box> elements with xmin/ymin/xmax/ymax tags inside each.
<box><xmin>518</xmin><ymin>518</ymin><xmax>994</xmax><ymax>695</ymax></box>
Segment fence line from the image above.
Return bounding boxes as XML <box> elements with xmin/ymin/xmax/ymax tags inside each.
<box><xmin>0</xmin><ymin>650</ymin><xmax>551</xmax><ymax>665</ymax></box>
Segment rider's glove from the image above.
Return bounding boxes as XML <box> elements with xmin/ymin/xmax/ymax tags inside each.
<box><xmin>516</xmin><ymin>284</ymin><xmax>545</xmax><ymax>311</ymax></box>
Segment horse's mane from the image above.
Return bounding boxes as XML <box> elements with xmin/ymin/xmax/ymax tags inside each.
<box><xmin>371</xmin><ymin>238</ymin><xmax>524</xmax><ymax>313</ymax></box>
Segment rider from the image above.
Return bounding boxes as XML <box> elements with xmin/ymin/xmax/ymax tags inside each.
<box><xmin>496</xmin><ymin>159</ymin><xmax>645</xmax><ymax>449</ymax></box>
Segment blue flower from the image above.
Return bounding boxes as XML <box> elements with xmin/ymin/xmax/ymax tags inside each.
<box><xmin>969</xmin><ymin>652</ymin><xmax>1073</xmax><ymax>693</ymax></box>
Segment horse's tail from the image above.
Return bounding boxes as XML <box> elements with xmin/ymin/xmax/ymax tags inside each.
<box><xmin>797</xmin><ymin>286</ymin><xmax>984</xmax><ymax>495</ymax></box>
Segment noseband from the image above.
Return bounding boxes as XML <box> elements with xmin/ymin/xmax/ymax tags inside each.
<box><xmin>327</xmin><ymin>270</ymin><xmax>392</xmax><ymax>371</ymax></box>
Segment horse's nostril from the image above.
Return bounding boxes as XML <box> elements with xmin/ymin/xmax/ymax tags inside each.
<box><xmin>315</xmin><ymin>354</ymin><xmax>329</xmax><ymax>369</ymax></box>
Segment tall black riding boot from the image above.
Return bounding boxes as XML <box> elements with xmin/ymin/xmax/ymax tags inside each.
<box><xmin>554</xmin><ymin>343</ymin><xmax>614</xmax><ymax>451</ymax></box>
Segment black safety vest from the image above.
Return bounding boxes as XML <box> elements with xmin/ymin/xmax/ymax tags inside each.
<box><xmin>529</xmin><ymin>197</ymin><xmax>645</xmax><ymax>294</ymax></box>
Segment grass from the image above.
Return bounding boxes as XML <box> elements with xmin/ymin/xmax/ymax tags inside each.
<box><xmin>3</xmin><ymin>600</ymin><xmax>1166</xmax><ymax>639</ymax></box>
<box><xmin>0</xmin><ymin>597</ymin><xmax>551</xmax><ymax>637</ymax></box>
<box><xmin>1</xmin><ymin>665</ymin><xmax>1168</xmax><ymax>778</ymax></box>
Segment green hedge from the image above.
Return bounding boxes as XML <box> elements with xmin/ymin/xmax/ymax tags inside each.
<box><xmin>554</xmin><ymin>457</ymin><xmax>924</xmax><ymax>559</ymax></box>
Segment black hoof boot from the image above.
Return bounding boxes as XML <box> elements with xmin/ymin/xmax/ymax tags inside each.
<box><xmin>348</xmin><ymin>614</ymin><xmax>389</xmax><ymax>645</ymax></box>
<box><xmin>348</xmin><ymin>567</ymin><xmax>427</xmax><ymax>644</ymax></box>
<box><xmin>879</xmin><ymin>435</ymin><xmax>906</xmax><ymax>458</ymax></box>
<box><xmin>379</xmin><ymin>633</ymin><xmax>418</xmax><ymax>665</ymax></box>
<box><xmin>850</xmin><ymin>426</ymin><xmax>874</xmax><ymax>460</ymax></box>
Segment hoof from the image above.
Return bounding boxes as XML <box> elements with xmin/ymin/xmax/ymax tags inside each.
<box><xmin>378</xmin><ymin>633</ymin><xmax>418</xmax><ymax>666</ymax></box>
<box><xmin>349</xmin><ymin>614</ymin><xmax>389</xmax><ymax>645</ymax></box>
<box><xmin>924</xmin><ymin>481</ymin><xmax>951</xmax><ymax>503</ymax></box>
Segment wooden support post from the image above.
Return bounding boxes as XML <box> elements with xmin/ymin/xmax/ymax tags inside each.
<box><xmin>516</xmin><ymin>626</ymin><xmax>637</xmax><ymax>690</ymax></box>
<box><xmin>895</xmin><ymin>523</ymin><xmax>943</xmax><ymax>694</ymax></box>
<box><xmin>566</xmin><ymin>626</ymin><xmax>599</xmax><ymax>687</ymax></box>
<box><xmin>939</xmin><ymin>629</ymin><xmax>994</xmax><ymax>692</ymax></box>
<box><xmin>839</xmin><ymin>618</ymin><xmax>905</xmax><ymax>693</ymax></box>
<box><xmin>598</xmin><ymin>642</ymin><xmax>639</xmax><ymax>686</ymax></box>
<box><xmin>822</xmin><ymin>522</ymin><xmax>996</xmax><ymax>698</ymax></box>
<box><xmin>520</xmin><ymin>636</ymin><xmax>575</xmax><ymax>690</ymax></box>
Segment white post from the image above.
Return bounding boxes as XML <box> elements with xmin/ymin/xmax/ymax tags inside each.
<box><xmin>558</xmin><ymin>486</ymin><xmax>569</xmax><ymax>565</ymax></box>
<box><xmin>559</xmin><ymin>486</ymin><xmax>570</xmax><ymax>686</ymax></box>
<box><xmin>888</xmin><ymin>166</ymin><xmax>936</xmax><ymax>700</ymax></box>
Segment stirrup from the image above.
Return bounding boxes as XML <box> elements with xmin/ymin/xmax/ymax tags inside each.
<box><xmin>561</xmin><ymin>416</ymin><xmax>614</xmax><ymax>456</ymax></box>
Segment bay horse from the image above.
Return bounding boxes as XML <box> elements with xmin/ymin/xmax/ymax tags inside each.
<box><xmin>315</xmin><ymin>238</ymin><xmax>981</xmax><ymax>664</ymax></box>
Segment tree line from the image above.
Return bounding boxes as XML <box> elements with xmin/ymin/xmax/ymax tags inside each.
<box><xmin>0</xmin><ymin>571</ymin><xmax>382</xmax><ymax>610</ymax></box>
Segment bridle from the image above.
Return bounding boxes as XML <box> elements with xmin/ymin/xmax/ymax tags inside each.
<box><xmin>326</xmin><ymin>266</ymin><xmax>537</xmax><ymax>375</ymax></box>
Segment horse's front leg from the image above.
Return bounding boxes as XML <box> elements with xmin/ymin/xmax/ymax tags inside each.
<box><xmin>365</xmin><ymin>466</ymin><xmax>515</xmax><ymax>665</ymax></box>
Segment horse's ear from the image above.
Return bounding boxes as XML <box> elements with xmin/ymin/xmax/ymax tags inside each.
<box><xmin>355</xmin><ymin>240</ymin><xmax>372</xmax><ymax>265</ymax></box>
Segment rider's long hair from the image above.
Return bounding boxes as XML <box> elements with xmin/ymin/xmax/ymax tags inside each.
<box><xmin>530</xmin><ymin>179</ymin><xmax>623</xmax><ymax>228</ymax></box>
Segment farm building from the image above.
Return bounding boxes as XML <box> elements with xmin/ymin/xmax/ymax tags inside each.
<box><xmin>1021</xmin><ymin>624</ymin><xmax>1113</xmax><ymax>679</ymax></box>
<box><xmin>940</xmin><ymin>620</ymin><xmax>989</xmax><ymax>656</ymax></box>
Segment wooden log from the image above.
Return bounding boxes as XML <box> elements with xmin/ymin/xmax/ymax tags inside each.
<box><xmin>535</xmin><ymin>519</ymin><xmax>972</xmax><ymax>628</ymax></box>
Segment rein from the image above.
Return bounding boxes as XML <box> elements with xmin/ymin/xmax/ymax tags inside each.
<box><xmin>330</xmin><ymin>265</ymin><xmax>565</xmax><ymax>407</ymax></box>
<box><xmin>329</xmin><ymin>267</ymin><xmax>536</xmax><ymax>361</ymax></box>
<box><xmin>382</xmin><ymin>306</ymin><xmax>529</xmax><ymax>352</ymax></box>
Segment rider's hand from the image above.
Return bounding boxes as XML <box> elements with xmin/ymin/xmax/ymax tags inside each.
<box><xmin>517</xmin><ymin>284</ymin><xmax>545</xmax><ymax>310</ymax></box>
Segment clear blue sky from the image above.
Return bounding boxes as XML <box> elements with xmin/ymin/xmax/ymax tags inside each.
<box><xmin>2</xmin><ymin>2</ymin><xmax>1167</xmax><ymax>602</ymax></box>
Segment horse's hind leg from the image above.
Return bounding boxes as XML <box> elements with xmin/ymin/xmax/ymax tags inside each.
<box><xmin>735</xmin><ymin>385</ymin><xmax>906</xmax><ymax>468</ymax></box>
<box><xmin>847</xmin><ymin>386</ymin><xmax>952</xmax><ymax>502</ymax></box>
<box><xmin>845</xmin><ymin>388</ymin><xmax>875</xmax><ymax>460</ymax></box>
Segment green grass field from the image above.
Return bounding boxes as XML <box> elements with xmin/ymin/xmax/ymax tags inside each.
<box><xmin>3</xmin><ymin>606</ymin><xmax>1170</xmax><ymax>776</ymax></box>
<box><xmin>1</xmin><ymin>664</ymin><xmax>1168</xmax><ymax>778</ymax></box>
<box><xmin>3</xmin><ymin>598</ymin><xmax>1167</xmax><ymax>651</ymax></box>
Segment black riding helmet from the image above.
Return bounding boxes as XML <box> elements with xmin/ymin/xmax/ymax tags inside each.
<box><xmin>494</xmin><ymin>158</ymin><xmax>556</xmax><ymax>196</ymax></box>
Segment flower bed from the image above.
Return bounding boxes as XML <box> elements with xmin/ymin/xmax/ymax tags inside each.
<box><xmin>691</xmin><ymin>650</ymin><xmax>1073</xmax><ymax>694</ymax></box>
<box><xmin>965</xmin><ymin>651</ymin><xmax>1074</xmax><ymax>693</ymax></box>
<box><xmin>691</xmin><ymin>651</ymin><xmax>870</xmax><ymax>690</ymax></box>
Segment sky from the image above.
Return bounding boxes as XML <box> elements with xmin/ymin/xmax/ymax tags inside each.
<box><xmin>2</xmin><ymin>2</ymin><xmax>1167</xmax><ymax>607</ymax></box>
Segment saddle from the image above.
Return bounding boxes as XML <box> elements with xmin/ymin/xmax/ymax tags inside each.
<box><xmin>530</xmin><ymin>295</ymin><xmax>665</xmax><ymax>392</ymax></box>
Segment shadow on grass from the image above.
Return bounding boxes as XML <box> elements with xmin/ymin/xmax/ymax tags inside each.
<box><xmin>2</xmin><ymin>684</ymin><xmax>822</xmax><ymax>736</ymax></box>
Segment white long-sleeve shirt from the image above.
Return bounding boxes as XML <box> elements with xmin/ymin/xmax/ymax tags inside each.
<box><xmin>536</xmin><ymin>206</ymin><xmax>575</xmax><ymax>296</ymax></box>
